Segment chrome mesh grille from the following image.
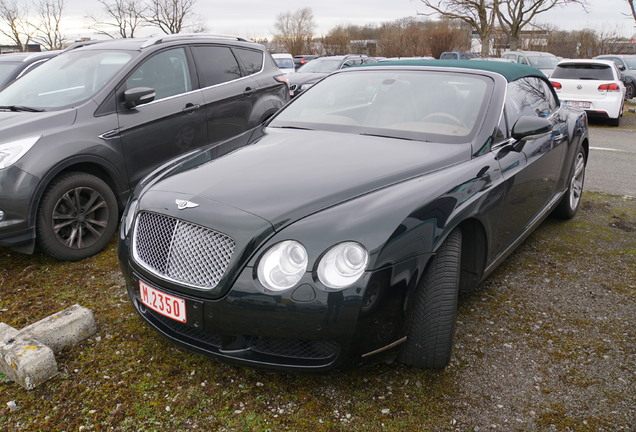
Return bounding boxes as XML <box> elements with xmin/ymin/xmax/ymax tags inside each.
<box><xmin>133</xmin><ymin>211</ymin><xmax>235</xmax><ymax>289</ymax></box>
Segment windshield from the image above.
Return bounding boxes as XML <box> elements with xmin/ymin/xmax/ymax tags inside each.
<box><xmin>624</xmin><ymin>57</ymin><xmax>636</xmax><ymax>69</ymax></box>
<box><xmin>297</xmin><ymin>59</ymin><xmax>343</xmax><ymax>73</ymax></box>
<box><xmin>270</xmin><ymin>69</ymin><xmax>492</xmax><ymax>144</ymax></box>
<box><xmin>0</xmin><ymin>62</ymin><xmax>20</xmax><ymax>84</ymax></box>
<box><xmin>528</xmin><ymin>56</ymin><xmax>558</xmax><ymax>69</ymax></box>
<box><xmin>0</xmin><ymin>50</ymin><xmax>134</xmax><ymax>110</ymax></box>
<box><xmin>275</xmin><ymin>58</ymin><xmax>294</xmax><ymax>69</ymax></box>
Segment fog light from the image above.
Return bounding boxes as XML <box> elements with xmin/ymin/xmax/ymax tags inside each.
<box><xmin>0</xmin><ymin>209</ymin><xmax>4</xmax><ymax>221</ymax></box>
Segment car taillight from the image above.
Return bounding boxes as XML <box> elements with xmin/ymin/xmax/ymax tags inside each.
<box><xmin>598</xmin><ymin>83</ymin><xmax>620</xmax><ymax>92</ymax></box>
<box><xmin>275</xmin><ymin>74</ymin><xmax>289</xmax><ymax>86</ymax></box>
<box><xmin>550</xmin><ymin>81</ymin><xmax>562</xmax><ymax>90</ymax></box>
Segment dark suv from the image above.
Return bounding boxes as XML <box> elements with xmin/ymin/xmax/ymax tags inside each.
<box><xmin>0</xmin><ymin>35</ymin><xmax>289</xmax><ymax>261</ymax></box>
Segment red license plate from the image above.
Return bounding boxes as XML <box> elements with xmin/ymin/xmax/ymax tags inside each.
<box><xmin>139</xmin><ymin>280</ymin><xmax>187</xmax><ymax>323</ymax></box>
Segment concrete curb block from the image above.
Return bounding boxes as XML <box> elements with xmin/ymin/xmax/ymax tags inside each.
<box><xmin>0</xmin><ymin>304</ymin><xmax>97</xmax><ymax>390</ymax></box>
<box><xmin>18</xmin><ymin>304</ymin><xmax>97</xmax><ymax>353</ymax></box>
<box><xmin>0</xmin><ymin>337</ymin><xmax>57</xmax><ymax>390</ymax></box>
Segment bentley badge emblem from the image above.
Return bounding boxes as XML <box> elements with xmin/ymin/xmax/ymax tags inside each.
<box><xmin>175</xmin><ymin>199</ymin><xmax>199</xmax><ymax>210</ymax></box>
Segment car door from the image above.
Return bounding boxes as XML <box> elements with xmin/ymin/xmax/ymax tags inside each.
<box><xmin>491</xmin><ymin>77</ymin><xmax>568</xmax><ymax>254</ymax></box>
<box><xmin>190</xmin><ymin>44</ymin><xmax>259</xmax><ymax>143</ymax></box>
<box><xmin>117</xmin><ymin>47</ymin><xmax>207</xmax><ymax>187</ymax></box>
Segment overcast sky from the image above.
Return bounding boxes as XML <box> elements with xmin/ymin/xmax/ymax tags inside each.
<box><xmin>55</xmin><ymin>0</ymin><xmax>636</xmax><ymax>42</ymax></box>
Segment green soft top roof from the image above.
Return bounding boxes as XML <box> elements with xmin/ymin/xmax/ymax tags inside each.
<box><xmin>364</xmin><ymin>59</ymin><xmax>546</xmax><ymax>82</ymax></box>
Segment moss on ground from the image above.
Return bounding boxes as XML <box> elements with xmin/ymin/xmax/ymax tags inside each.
<box><xmin>0</xmin><ymin>192</ymin><xmax>634</xmax><ymax>431</ymax></box>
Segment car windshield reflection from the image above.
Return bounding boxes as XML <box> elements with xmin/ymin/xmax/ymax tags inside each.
<box><xmin>270</xmin><ymin>70</ymin><xmax>492</xmax><ymax>144</ymax></box>
<box><xmin>0</xmin><ymin>50</ymin><xmax>133</xmax><ymax>110</ymax></box>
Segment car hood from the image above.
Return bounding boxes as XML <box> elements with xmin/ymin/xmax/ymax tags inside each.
<box><xmin>143</xmin><ymin>127</ymin><xmax>472</xmax><ymax>230</ymax></box>
<box><xmin>0</xmin><ymin>109</ymin><xmax>76</xmax><ymax>137</ymax></box>
<box><xmin>288</xmin><ymin>72</ymin><xmax>328</xmax><ymax>86</ymax></box>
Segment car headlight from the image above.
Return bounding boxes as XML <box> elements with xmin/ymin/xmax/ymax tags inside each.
<box><xmin>0</xmin><ymin>136</ymin><xmax>41</xmax><ymax>169</ymax></box>
<box><xmin>317</xmin><ymin>242</ymin><xmax>369</xmax><ymax>289</ymax></box>
<box><xmin>257</xmin><ymin>241</ymin><xmax>308</xmax><ymax>291</ymax></box>
<box><xmin>123</xmin><ymin>199</ymin><xmax>138</xmax><ymax>236</ymax></box>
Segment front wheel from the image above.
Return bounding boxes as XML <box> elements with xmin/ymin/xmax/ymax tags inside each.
<box><xmin>552</xmin><ymin>148</ymin><xmax>586</xmax><ymax>220</ymax></box>
<box><xmin>398</xmin><ymin>229</ymin><xmax>462</xmax><ymax>368</ymax></box>
<box><xmin>37</xmin><ymin>172</ymin><xmax>118</xmax><ymax>261</ymax></box>
<box><xmin>625</xmin><ymin>83</ymin><xmax>635</xmax><ymax>101</ymax></box>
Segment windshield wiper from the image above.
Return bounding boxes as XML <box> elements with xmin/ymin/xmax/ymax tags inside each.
<box><xmin>272</xmin><ymin>125</ymin><xmax>314</xmax><ymax>131</ymax></box>
<box><xmin>360</xmin><ymin>132</ymin><xmax>422</xmax><ymax>141</ymax></box>
<box><xmin>0</xmin><ymin>105</ymin><xmax>45</xmax><ymax>112</ymax></box>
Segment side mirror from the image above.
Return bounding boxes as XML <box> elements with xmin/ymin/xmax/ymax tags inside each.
<box><xmin>124</xmin><ymin>87</ymin><xmax>155</xmax><ymax>109</ymax></box>
<box><xmin>511</xmin><ymin>116</ymin><xmax>551</xmax><ymax>141</ymax></box>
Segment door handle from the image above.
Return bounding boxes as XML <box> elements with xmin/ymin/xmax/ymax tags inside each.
<box><xmin>243</xmin><ymin>87</ymin><xmax>256</xmax><ymax>96</ymax></box>
<box><xmin>182</xmin><ymin>103</ymin><xmax>200</xmax><ymax>113</ymax></box>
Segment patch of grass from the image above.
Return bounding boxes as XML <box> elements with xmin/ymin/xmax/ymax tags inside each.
<box><xmin>1</xmin><ymin>192</ymin><xmax>634</xmax><ymax>430</ymax></box>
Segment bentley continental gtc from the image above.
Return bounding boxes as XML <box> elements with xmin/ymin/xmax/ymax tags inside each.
<box><xmin>118</xmin><ymin>60</ymin><xmax>589</xmax><ymax>372</ymax></box>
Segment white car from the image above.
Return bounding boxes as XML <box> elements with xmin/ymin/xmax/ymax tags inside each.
<box><xmin>272</xmin><ymin>53</ymin><xmax>296</xmax><ymax>75</ymax></box>
<box><xmin>550</xmin><ymin>59</ymin><xmax>626</xmax><ymax>126</ymax></box>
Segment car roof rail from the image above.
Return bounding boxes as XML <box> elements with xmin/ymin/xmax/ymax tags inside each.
<box><xmin>63</xmin><ymin>40</ymin><xmax>108</xmax><ymax>52</ymax></box>
<box><xmin>141</xmin><ymin>33</ymin><xmax>253</xmax><ymax>48</ymax></box>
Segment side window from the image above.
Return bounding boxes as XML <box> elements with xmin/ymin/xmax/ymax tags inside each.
<box><xmin>191</xmin><ymin>45</ymin><xmax>241</xmax><ymax>87</ymax></box>
<box><xmin>505</xmin><ymin>77</ymin><xmax>555</xmax><ymax>127</ymax></box>
<box><xmin>125</xmin><ymin>48</ymin><xmax>192</xmax><ymax>100</ymax></box>
<box><xmin>233</xmin><ymin>48</ymin><xmax>263</xmax><ymax>75</ymax></box>
<box><xmin>518</xmin><ymin>56</ymin><xmax>528</xmax><ymax>65</ymax></box>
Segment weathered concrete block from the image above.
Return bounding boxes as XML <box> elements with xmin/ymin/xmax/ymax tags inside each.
<box><xmin>17</xmin><ymin>304</ymin><xmax>97</xmax><ymax>353</ymax></box>
<box><xmin>0</xmin><ymin>323</ymin><xmax>18</xmax><ymax>342</ymax></box>
<box><xmin>0</xmin><ymin>337</ymin><xmax>58</xmax><ymax>390</ymax></box>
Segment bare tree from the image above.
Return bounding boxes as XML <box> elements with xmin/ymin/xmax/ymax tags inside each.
<box><xmin>322</xmin><ymin>25</ymin><xmax>351</xmax><ymax>55</ymax></box>
<box><xmin>497</xmin><ymin>0</ymin><xmax>588</xmax><ymax>51</ymax></box>
<box><xmin>145</xmin><ymin>0</ymin><xmax>197</xmax><ymax>34</ymax></box>
<box><xmin>377</xmin><ymin>17</ymin><xmax>430</xmax><ymax>57</ymax></box>
<box><xmin>33</xmin><ymin>0</ymin><xmax>64</xmax><ymax>50</ymax></box>
<box><xmin>273</xmin><ymin>7</ymin><xmax>315</xmax><ymax>55</ymax></box>
<box><xmin>0</xmin><ymin>0</ymin><xmax>33</xmax><ymax>51</ymax></box>
<box><xmin>419</xmin><ymin>0</ymin><xmax>499</xmax><ymax>56</ymax></box>
<box><xmin>89</xmin><ymin>0</ymin><xmax>146</xmax><ymax>38</ymax></box>
<box><xmin>427</xmin><ymin>19</ymin><xmax>470</xmax><ymax>58</ymax></box>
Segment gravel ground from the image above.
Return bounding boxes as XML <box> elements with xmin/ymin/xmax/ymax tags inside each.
<box><xmin>447</xmin><ymin>195</ymin><xmax>635</xmax><ymax>432</ymax></box>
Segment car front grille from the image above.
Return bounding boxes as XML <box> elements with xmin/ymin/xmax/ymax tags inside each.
<box><xmin>133</xmin><ymin>211</ymin><xmax>235</xmax><ymax>289</ymax></box>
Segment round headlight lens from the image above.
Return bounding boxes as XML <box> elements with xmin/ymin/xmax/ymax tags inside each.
<box><xmin>257</xmin><ymin>241</ymin><xmax>308</xmax><ymax>291</ymax></box>
<box><xmin>318</xmin><ymin>242</ymin><xmax>369</xmax><ymax>289</ymax></box>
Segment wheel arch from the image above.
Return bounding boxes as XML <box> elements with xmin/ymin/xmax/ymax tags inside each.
<box><xmin>28</xmin><ymin>156</ymin><xmax>128</xmax><ymax>227</ymax></box>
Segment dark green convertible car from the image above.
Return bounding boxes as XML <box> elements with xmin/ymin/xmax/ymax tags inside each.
<box><xmin>118</xmin><ymin>60</ymin><xmax>589</xmax><ymax>372</ymax></box>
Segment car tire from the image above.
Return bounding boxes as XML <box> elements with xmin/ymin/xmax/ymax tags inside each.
<box><xmin>552</xmin><ymin>147</ymin><xmax>586</xmax><ymax>220</ymax></box>
<box><xmin>37</xmin><ymin>172</ymin><xmax>118</xmax><ymax>261</ymax></box>
<box><xmin>398</xmin><ymin>229</ymin><xmax>462</xmax><ymax>369</ymax></box>
<box><xmin>625</xmin><ymin>83</ymin><xmax>635</xmax><ymax>100</ymax></box>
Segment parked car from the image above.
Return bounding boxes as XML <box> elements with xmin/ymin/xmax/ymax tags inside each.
<box><xmin>594</xmin><ymin>54</ymin><xmax>636</xmax><ymax>100</ymax></box>
<box><xmin>440</xmin><ymin>51</ymin><xmax>479</xmax><ymax>60</ymax></box>
<box><xmin>0</xmin><ymin>34</ymin><xmax>289</xmax><ymax>261</ymax></box>
<box><xmin>288</xmin><ymin>54</ymin><xmax>378</xmax><ymax>97</ymax></box>
<box><xmin>550</xmin><ymin>58</ymin><xmax>626</xmax><ymax>126</ymax></box>
<box><xmin>271</xmin><ymin>53</ymin><xmax>296</xmax><ymax>75</ymax></box>
<box><xmin>501</xmin><ymin>50</ymin><xmax>559</xmax><ymax>77</ymax></box>
<box><xmin>293</xmin><ymin>54</ymin><xmax>319</xmax><ymax>70</ymax></box>
<box><xmin>0</xmin><ymin>51</ymin><xmax>60</xmax><ymax>90</ymax></box>
<box><xmin>118</xmin><ymin>59</ymin><xmax>589</xmax><ymax>372</ymax></box>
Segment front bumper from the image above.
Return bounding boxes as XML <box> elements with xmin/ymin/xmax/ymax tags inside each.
<box><xmin>119</xmin><ymin>240</ymin><xmax>412</xmax><ymax>372</ymax></box>
<box><xmin>0</xmin><ymin>165</ymin><xmax>39</xmax><ymax>252</ymax></box>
